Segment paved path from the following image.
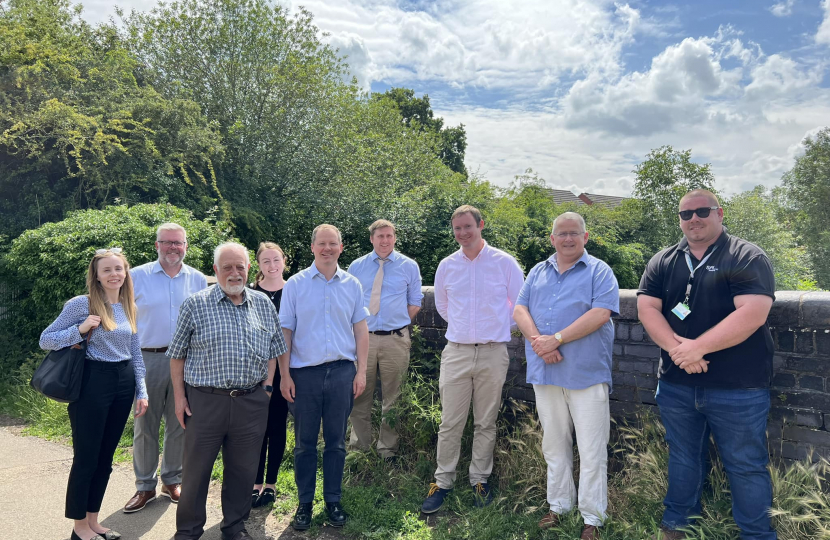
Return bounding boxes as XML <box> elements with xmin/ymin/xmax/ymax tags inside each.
<box><xmin>0</xmin><ymin>420</ymin><xmax>308</xmax><ymax>540</ymax></box>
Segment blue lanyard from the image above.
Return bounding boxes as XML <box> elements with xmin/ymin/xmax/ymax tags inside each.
<box><xmin>682</xmin><ymin>248</ymin><xmax>717</xmax><ymax>304</ymax></box>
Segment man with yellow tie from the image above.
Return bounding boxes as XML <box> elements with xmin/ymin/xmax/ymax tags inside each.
<box><xmin>347</xmin><ymin>219</ymin><xmax>423</xmax><ymax>461</ymax></box>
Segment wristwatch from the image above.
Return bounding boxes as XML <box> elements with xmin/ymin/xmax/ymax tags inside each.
<box><xmin>262</xmin><ymin>384</ymin><xmax>273</xmax><ymax>393</ymax></box>
<box><xmin>554</xmin><ymin>332</ymin><xmax>564</xmax><ymax>344</ymax></box>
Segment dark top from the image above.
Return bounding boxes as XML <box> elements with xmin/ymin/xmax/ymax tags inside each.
<box><xmin>250</xmin><ymin>282</ymin><xmax>284</xmax><ymax>384</ymax></box>
<box><xmin>637</xmin><ymin>230</ymin><xmax>776</xmax><ymax>388</ymax></box>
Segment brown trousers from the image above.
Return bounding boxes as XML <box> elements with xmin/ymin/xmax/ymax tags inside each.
<box><xmin>175</xmin><ymin>385</ymin><xmax>269</xmax><ymax>540</ymax></box>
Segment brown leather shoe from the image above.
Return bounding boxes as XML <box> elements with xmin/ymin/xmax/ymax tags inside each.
<box><xmin>161</xmin><ymin>483</ymin><xmax>181</xmax><ymax>503</ymax></box>
<box><xmin>123</xmin><ymin>490</ymin><xmax>156</xmax><ymax>513</ymax></box>
<box><xmin>650</xmin><ymin>527</ymin><xmax>687</xmax><ymax>540</ymax></box>
<box><xmin>229</xmin><ymin>530</ymin><xmax>253</xmax><ymax>540</ymax></box>
<box><xmin>538</xmin><ymin>511</ymin><xmax>560</xmax><ymax>529</ymax></box>
<box><xmin>580</xmin><ymin>524</ymin><xmax>600</xmax><ymax>540</ymax></box>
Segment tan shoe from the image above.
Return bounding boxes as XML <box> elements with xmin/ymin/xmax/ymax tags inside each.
<box><xmin>538</xmin><ymin>511</ymin><xmax>560</xmax><ymax>530</ymax></box>
<box><xmin>650</xmin><ymin>527</ymin><xmax>687</xmax><ymax>540</ymax></box>
<box><xmin>580</xmin><ymin>524</ymin><xmax>600</xmax><ymax>539</ymax></box>
<box><xmin>123</xmin><ymin>490</ymin><xmax>156</xmax><ymax>513</ymax></box>
<box><xmin>161</xmin><ymin>483</ymin><xmax>181</xmax><ymax>503</ymax></box>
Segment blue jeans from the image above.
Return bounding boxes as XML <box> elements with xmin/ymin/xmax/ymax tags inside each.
<box><xmin>291</xmin><ymin>360</ymin><xmax>356</xmax><ymax>504</ymax></box>
<box><xmin>656</xmin><ymin>380</ymin><xmax>776</xmax><ymax>539</ymax></box>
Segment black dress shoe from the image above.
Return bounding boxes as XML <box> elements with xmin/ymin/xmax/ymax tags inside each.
<box><xmin>71</xmin><ymin>531</ymin><xmax>106</xmax><ymax>540</ymax></box>
<box><xmin>250</xmin><ymin>489</ymin><xmax>260</xmax><ymax>507</ymax></box>
<box><xmin>325</xmin><ymin>501</ymin><xmax>348</xmax><ymax>527</ymax></box>
<box><xmin>229</xmin><ymin>530</ymin><xmax>253</xmax><ymax>540</ymax></box>
<box><xmin>254</xmin><ymin>487</ymin><xmax>275</xmax><ymax>508</ymax></box>
<box><xmin>292</xmin><ymin>502</ymin><xmax>313</xmax><ymax>531</ymax></box>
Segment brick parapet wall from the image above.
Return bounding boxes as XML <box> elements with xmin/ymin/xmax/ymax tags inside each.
<box><xmin>413</xmin><ymin>287</ymin><xmax>830</xmax><ymax>463</ymax></box>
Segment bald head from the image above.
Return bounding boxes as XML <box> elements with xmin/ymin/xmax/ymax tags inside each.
<box><xmin>679</xmin><ymin>189</ymin><xmax>719</xmax><ymax>209</ymax></box>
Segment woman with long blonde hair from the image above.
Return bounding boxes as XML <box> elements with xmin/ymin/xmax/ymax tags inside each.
<box><xmin>40</xmin><ymin>248</ymin><xmax>148</xmax><ymax>540</ymax></box>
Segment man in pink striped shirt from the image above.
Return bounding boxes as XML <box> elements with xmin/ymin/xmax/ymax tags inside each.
<box><xmin>421</xmin><ymin>205</ymin><xmax>524</xmax><ymax>514</ymax></box>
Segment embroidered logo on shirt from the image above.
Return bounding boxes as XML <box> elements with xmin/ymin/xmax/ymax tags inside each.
<box><xmin>706</xmin><ymin>265</ymin><xmax>718</xmax><ymax>272</ymax></box>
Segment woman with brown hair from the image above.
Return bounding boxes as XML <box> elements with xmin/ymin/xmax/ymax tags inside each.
<box><xmin>249</xmin><ymin>242</ymin><xmax>289</xmax><ymax>508</ymax></box>
<box><xmin>40</xmin><ymin>248</ymin><xmax>149</xmax><ymax>540</ymax></box>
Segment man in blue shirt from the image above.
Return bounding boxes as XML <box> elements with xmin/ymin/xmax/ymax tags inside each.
<box><xmin>513</xmin><ymin>212</ymin><xmax>619</xmax><ymax>540</ymax></box>
<box><xmin>279</xmin><ymin>224</ymin><xmax>370</xmax><ymax>531</ymax></box>
<box><xmin>347</xmin><ymin>219</ymin><xmax>423</xmax><ymax>460</ymax></box>
<box><xmin>125</xmin><ymin>223</ymin><xmax>207</xmax><ymax>513</ymax></box>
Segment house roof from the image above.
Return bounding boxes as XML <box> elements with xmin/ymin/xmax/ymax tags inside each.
<box><xmin>579</xmin><ymin>193</ymin><xmax>629</xmax><ymax>208</ymax></box>
<box><xmin>545</xmin><ymin>188</ymin><xmax>584</xmax><ymax>205</ymax></box>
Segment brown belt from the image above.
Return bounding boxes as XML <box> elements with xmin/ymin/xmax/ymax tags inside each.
<box><xmin>193</xmin><ymin>385</ymin><xmax>259</xmax><ymax>397</ymax></box>
<box><xmin>141</xmin><ymin>347</ymin><xmax>168</xmax><ymax>353</ymax></box>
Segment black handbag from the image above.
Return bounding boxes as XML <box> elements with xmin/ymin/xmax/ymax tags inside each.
<box><xmin>30</xmin><ymin>328</ymin><xmax>92</xmax><ymax>403</ymax></box>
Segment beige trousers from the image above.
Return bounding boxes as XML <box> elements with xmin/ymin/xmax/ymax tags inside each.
<box><xmin>434</xmin><ymin>341</ymin><xmax>509</xmax><ymax>489</ymax></box>
<box><xmin>348</xmin><ymin>329</ymin><xmax>411</xmax><ymax>458</ymax></box>
<box><xmin>533</xmin><ymin>382</ymin><xmax>610</xmax><ymax>527</ymax></box>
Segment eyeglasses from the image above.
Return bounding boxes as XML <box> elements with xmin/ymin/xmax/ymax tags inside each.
<box><xmin>158</xmin><ymin>241</ymin><xmax>186</xmax><ymax>248</ymax></box>
<box><xmin>552</xmin><ymin>231</ymin><xmax>583</xmax><ymax>238</ymax></box>
<box><xmin>678</xmin><ymin>206</ymin><xmax>720</xmax><ymax>221</ymax></box>
<box><xmin>95</xmin><ymin>247</ymin><xmax>122</xmax><ymax>255</ymax></box>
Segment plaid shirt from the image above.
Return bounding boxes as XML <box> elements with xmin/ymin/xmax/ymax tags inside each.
<box><xmin>167</xmin><ymin>285</ymin><xmax>288</xmax><ymax>388</ymax></box>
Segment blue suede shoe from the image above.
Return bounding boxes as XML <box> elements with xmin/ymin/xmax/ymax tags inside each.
<box><xmin>421</xmin><ymin>483</ymin><xmax>452</xmax><ymax>514</ymax></box>
<box><xmin>472</xmin><ymin>482</ymin><xmax>493</xmax><ymax>508</ymax></box>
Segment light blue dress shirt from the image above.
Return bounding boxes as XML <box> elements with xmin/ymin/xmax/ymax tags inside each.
<box><xmin>279</xmin><ymin>262</ymin><xmax>369</xmax><ymax>368</ymax></box>
<box><xmin>517</xmin><ymin>251</ymin><xmax>620</xmax><ymax>390</ymax></box>
<box><xmin>347</xmin><ymin>250</ymin><xmax>423</xmax><ymax>332</ymax></box>
<box><xmin>131</xmin><ymin>261</ymin><xmax>207</xmax><ymax>348</ymax></box>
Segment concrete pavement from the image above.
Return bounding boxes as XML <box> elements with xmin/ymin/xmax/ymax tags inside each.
<box><xmin>0</xmin><ymin>420</ymin><xmax>301</xmax><ymax>539</ymax></box>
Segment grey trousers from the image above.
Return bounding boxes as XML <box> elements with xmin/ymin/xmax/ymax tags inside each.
<box><xmin>133</xmin><ymin>351</ymin><xmax>184</xmax><ymax>490</ymax></box>
<box><xmin>175</xmin><ymin>384</ymin><xmax>269</xmax><ymax>540</ymax></box>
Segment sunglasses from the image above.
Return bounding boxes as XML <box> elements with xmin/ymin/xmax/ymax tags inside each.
<box><xmin>95</xmin><ymin>247</ymin><xmax>123</xmax><ymax>255</ymax></box>
<box><xmin>679</xmin><ymin>206</ymin><xmax>719</xmax><ymax>221</ymax></box>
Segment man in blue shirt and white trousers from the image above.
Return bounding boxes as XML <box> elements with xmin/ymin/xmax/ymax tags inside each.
<box><xmin>279</xmin><ymin>224</ymin><xmax>370</xmax><ymax>531</ymax></box>
<box><xmin>513</xmin><ymin>212</ymin><xmax>620</xmax><ymax>540</ymax></box>
<box><xmin>347</xmin><ymin>219</ymin><xmax>423</xmax><ymax>460</ymax></box>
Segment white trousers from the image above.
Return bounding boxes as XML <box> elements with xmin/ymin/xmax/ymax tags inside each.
<box><xmin>533</xmin><ymin>382</ymin><xmax>610</xmax><ymax>527</ymax></box>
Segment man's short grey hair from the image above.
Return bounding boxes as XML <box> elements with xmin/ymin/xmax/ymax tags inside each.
<box><xmin>156</xmin><ymin>222</ymin><xmax>187</xmax><ymax>241</ymax></box>
<box><xmin>552</xmin><ymin>212</ymin><xmax>586</xmax><ymax>234</ymax></box>
<box><xmin>311</xmin><ymin>223</ymin><xmax>342</xmax><ymax>244</ymax></box>
<box><xmin>213</xmin><ymin>242</ymin><xmax>250</xmax><ymax>267</ymax></box>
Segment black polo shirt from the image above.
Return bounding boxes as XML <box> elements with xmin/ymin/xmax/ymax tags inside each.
<box><xmin>637</xmin><ymin>230</ymin><xmax>775</xmax><ymax>388</ymax></box>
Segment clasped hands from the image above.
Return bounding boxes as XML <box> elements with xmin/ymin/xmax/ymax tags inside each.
<box><xmin>530</xmin><ymin>335</ymin><xmax>564</xmax><ymax>364</ymax></box>
<box><xmin>669</xmin><ymin>333</ymin><xmax>709</xmax><ymax>374</ymax></box>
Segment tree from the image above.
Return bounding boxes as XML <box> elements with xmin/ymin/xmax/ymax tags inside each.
<box><xmin>632</xmin><ymin>146</ymin><xmax>718</xmax><ymax>251</ymax></box>
<box><xmin>0</xmin><ymin>203</ymin><xmax>233</xmax><ymax>378</ymax></box>
<box><xmin>371</xmin><ymin>88</ymin><xmax>467</xmax><ymax>176</ymax></box>
<box><xmin>724</xmin><ymin>186</ymin><xmax>816</xmax><ymax>290</ymax></box>
<box><xmin>782</xmin><ymin>128</ymin><xmax>830</xmax><ymax>288</ymax></box>
<box><xmin>0</xmin><ymin>0</ymin><xmax>224</xmax><ymax>238</ymax></box>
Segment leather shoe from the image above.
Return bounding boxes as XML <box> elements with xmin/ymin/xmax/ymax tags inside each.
<box><xmin>228</xmin><ymin>530</ymin><xmax>253</xmax><ymax>540</ymax></box>
<box><xmin>71</xmin><ymin>531</ymin><xmax>105</xmax><ymax>540</ymax></box>
<box><xmin>325</xmin><ymin>501</ymin><xmax>348</xmax><ymax>527</ymax></box>
<box><xmin>123</xmin><ymin>490</ymin><xmax>156</xmax><ymax>513</ymax></box>
<box><xmin>292</xmin><ymin>502</ymin><xmax>313</xmax><ymax>531</ymax></box>
<box><xmin>650</xmin><ymin>527</ymin><xmax>687</xmax><ymax>540</ymax></box>
<box><xmin>100</xmin><ymin>531</ymin><xmax>121</xmax><ymax>540</ymax></box>
<box><xmin>161</xmin><ymin>483</ymin><xmax>181</xmax><ymax>503</ymax></box>
<box><xmin>580</xmin><ymin>524</ymin><xmax>600</xmax><ymax>540</ymax></box>
<box><xmin>538</xmin><ymin>511</ymin><xmax>560</xmax><ymax>529</ymax></box>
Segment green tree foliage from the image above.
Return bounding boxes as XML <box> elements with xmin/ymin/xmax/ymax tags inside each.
<box><xmin>371</xmin><ymin>87</ymin><xmax>468</xmax><ymax>175</ymax></box>
<box><xmin>724</xmin><ymin>186</ymin><xmax>816</xmax><ymax>290</ymax></box>
<box><xmin>0</xmin><ymin>203</ymin><xmax>232</xmax><ymax>377</ymax></box>
<box><xmin>782</xmin><ymin>128</ymin><xmax>830</xmax><ymax>288</ymax></box>
<box><xmin>633</xmin><ymin>146</ymin><xmax>718</xmax><ymax>251</ymax></box>
<box><xmin>0</xmin><ymin>0</ymin><xmax>224</xmax><ymax>237</ymax></box>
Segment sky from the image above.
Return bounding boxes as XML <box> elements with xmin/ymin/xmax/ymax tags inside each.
<box><xmin>79</xmin><ymin>0</ymin><xmax>830</xmax><ymax>196</ymax></box>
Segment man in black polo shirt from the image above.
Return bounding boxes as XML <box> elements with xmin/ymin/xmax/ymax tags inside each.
<box><xmin>637</xmin><ymin>189</ymin><xmax>777</xmax><ymax>540</ymax></box>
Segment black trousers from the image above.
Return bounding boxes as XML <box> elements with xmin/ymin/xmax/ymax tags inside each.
<box><xmin>66</xmin><ymin>359</ymin><xmax>135</xmax><ymax>519</ymax></box>
<box><xmin>176</xmin><ymin>385</ymin><xmax>269</xmax><ymax>540</ymax></box>
<box><xmin>255</xmin><ymin>372</ymin><xmax>288</xmax><ymax>485</ymax></box>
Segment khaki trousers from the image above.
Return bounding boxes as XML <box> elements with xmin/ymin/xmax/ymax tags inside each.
<box><xmin>434</xmin><ymin>341</ymin><xmax>509</xmax><ymax>489</ymax></box>
<box><xmin>348</xmin><ymin>329</ymin><xmax>411</xmax><ymax>458</ymax></box>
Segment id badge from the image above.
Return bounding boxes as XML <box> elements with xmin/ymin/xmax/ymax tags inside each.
<box><xmin>671</xmin><ymin>302</ymin><xmax>691</xmax><ymax>320</ymax></box>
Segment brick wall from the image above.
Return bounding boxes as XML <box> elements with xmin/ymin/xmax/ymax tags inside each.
<box><xmin>413</xmin><ymin>287</ymin><xmax>830</xmax><ymax>464</ymax></box>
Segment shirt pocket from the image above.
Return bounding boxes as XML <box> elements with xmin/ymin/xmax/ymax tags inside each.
<box><xmin>250</xmin><ymin>325</ymin><xmax>273</xmax><ymax>359</ymax></box>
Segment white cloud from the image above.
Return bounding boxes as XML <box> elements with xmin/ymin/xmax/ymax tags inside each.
<box><xmin>769</xmin><ymin>0</ymin><xmax>796</xmax><ymax>17</ymax></box>
<box><xmin>744</xmin><ymin>54</ymin><xmax>822</xmax><ymax>100</ymax></box>
<box><xmin>818</xmin><ymin>0</ymin><xmax>830</xmax><ymax>44</ymax></box>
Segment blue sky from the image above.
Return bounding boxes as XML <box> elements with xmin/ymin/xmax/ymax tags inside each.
<box><xmin>81</xmin><ymin>0</ymin><xmax>830</xmax><ymax>196</ymax></box>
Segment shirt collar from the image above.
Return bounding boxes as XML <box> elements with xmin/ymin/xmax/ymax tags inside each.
<box><xmin>309</xmin><ymin>262</ymin><xmax>346</xmax><ymax>281</ymax></box>
<box><xmin>459</xmin><ymin>240</ymin><xmax>489</xmax><ymax>262</ymax></box>
<box><xmin>152</xmin><ymin>260</ymin><xmax>190</xmax><ymax>278</ymax></box>
<box><xmin>678</xmin><ymin>227</ymin><xmax>729</xmax><ymax>257</ymax></box>
<box><xmin>546</xmin><ymin>250</ymin><xmax>590</xmax><ymax>272</ymax></box>
<box><xmin>372</xmin><ymin>250</ymin><xmax>399</xmax><ymax>262</ymax></box>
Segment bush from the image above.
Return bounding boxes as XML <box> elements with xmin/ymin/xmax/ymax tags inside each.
<box><xmin>0</xmin><ymin>202</ymin><xmax>233</xmax><ymax>379</ymax></box>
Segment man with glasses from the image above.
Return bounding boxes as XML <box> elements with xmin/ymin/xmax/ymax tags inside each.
<box><xmin>420</xmin><ymin>205</ymin><xmax>524</xmax><ymax>513</ymax></box>
<box><xmin>124</xmin><ymin>223</ymin><xmax>207</xmax><ymax>513</ymax></box>
<box><xmin>637</xmin><ymin>189</ymin><xmax>777</xmax><ymax>540</ymax></box>
<box><xmin>513</xmin><ymin>212</ymin><xmax>619</xmax><ymax>540</ymax></box>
